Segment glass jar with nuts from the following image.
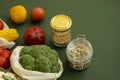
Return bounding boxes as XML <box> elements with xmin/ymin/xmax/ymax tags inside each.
<box><xmin>66</xmin><ymin>34</ymin><xmax>93</xmax><ymax>70</ymax></box>
<box><xmin>50</xmin><ymin>14</ymin><xmax>72</xmax><ymax>47</ymax></box>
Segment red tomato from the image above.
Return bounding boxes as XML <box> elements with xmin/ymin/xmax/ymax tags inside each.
<box><xmin>23</xmin><ymin>26</ymin><xmax>46</xmax><ymax>46</ymax></box>
<box><xmin>0</xmin><ymin>20</ymin><xmax>4</xmax><ymax>30</ymax></box>
<box><xmin>0</xmin><ymin>46</ymin><xmax>11</xmax><ymax>69</ymax></box>
<box><xmin>30</xmin><ymin>7</ymin><xmax>45</xmax><ymax>22</ymax></box>
<box><xmin>0</xmin><ymin>56</ymin><xmax>10</xmax><ymax>69</ymax></box>
<box><xmin>0</xmin><ymin>46</ymin><xmax>6</xmax><ymax>54</ymax></box>
<box><xmin>2</xmin><ymin>50</ymin><xmax>11</xmax><ymax>58</ymax></box>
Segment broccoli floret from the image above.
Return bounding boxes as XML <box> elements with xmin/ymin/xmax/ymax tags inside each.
<box><xmin>20</xmin><ymin>46</ymin><xmax>31</xmax><ymax>56</ymax></box>
<box><xmin>35</xmin><ymin>55</ymin><xmax>52</xmax><ymax>72</ymax></box>
<box><xmin>51</xmin><ymin>63</ymin><xmax>60</xmax><ymax>73</ymax></box>
<box><xmin>30</xmin><ymin>45</ymin><xmax>51</xmax><ymax>58</ymax></box>
<box><xmin>20</xmin><ymin>54</ymin><xmax>35</xmax><ymax>70</ymax></box>
<box><xmin>39</xmin><ymin>45</ymin><xmax>51</xmax><ymax>50</ymax></box>
<box><xmin>46</xmin><ymin>50</ymin><xmax>58</xmax><ymax>65</ymax></box>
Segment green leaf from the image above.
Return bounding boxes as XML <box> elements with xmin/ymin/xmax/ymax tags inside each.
<box><xmin>0</xmin><ymin>67</ymin><xmax>6</xmax><ymax>72</ymax></box>
<box><xmin>2</xmin><ymin>75</ymin><xmax>14</xmax><ymax>80</ymax></box>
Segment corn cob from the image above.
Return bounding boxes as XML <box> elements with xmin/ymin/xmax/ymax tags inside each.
<box><xmin>0</xmin><ymin>29</ymin><xmax>19</xmax><ymax>42</ymax></box>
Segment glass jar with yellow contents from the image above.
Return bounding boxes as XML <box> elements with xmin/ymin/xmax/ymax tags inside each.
<box><xmin>50</xmin><ymin>14</ymin><xmax>72</xmax><ymax>47</ymax></box>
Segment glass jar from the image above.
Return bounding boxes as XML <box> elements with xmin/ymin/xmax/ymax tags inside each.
<box><xmin>50</xmin><ymin>14</ymin><xmax>72</xmax><ymax>47</ymax></box>
<box><xmin>66</xmin><ymin>34</ymin><xmax>93</xmax><ymax>70</ymax></box>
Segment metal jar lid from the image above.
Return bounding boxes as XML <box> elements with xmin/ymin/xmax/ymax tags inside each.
<box><xmin>50</xmin><ymin>14</ymin><xmax>72</xmax><ymax>31</ymax></box>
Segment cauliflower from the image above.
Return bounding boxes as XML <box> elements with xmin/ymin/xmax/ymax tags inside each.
<box><xmin>19</xmin><ymin>45</ymin><xmax>60</xmax><ymax>73</ymax></box>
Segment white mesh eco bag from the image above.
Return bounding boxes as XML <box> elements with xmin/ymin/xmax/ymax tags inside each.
<box><xmin>0</xmin><ymin>18</ymin><xmax>15</xmax><ymax>49</ymax></box>
<box><xmin>10</xmin><ymin>46</ymin><xmax>63</xmax><ymax>80</ymax></box>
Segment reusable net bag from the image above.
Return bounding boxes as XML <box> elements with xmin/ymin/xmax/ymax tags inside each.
<box><xmin>10</xmin><ymin>46</ymin><xmax>63</xmax><ymax>80</ymax></box>
<box><xmin>0</xmin><ymin>18</ymin><xmax>15</xmax><ymax>49</ymax></box>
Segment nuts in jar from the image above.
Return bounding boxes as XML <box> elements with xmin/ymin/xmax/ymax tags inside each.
<box><xmin>50</xmin><ymin>14</ymin><xmax>72</xmax><ymax>47</ymax></box>
<box><xmin>52</xmin><ymin>29</ymin><xmax>71</xmax><ymax>46</ymax></box>
<box><xmin>66</xmin><ymin>34</ymin><xmax>93</xmax><ymax>70</ymax></box>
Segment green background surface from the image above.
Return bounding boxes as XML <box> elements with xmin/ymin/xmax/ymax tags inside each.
<box><xmin>0</xmin><ymin>0</ymin><xmax>120</xmax><ymax>80</ymax></box>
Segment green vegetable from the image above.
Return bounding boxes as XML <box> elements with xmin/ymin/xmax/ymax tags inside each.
<box><xmin>20</xmin><ymin>46</ymin><xmax>31</xmax><ymax>56</ymax></box>
<box><xmin>20</xmin><ymin>54</ymin><xmax>35</xmax><ymax>70</ymax></box>
<box><xmin>46</xmin><ymin>50</ymin><xmax>58</xmax><ymax>65</ymax></box>
<box><xmin>19</xmin><ymin>45</ymin><xmax>60</xmax><ymax>73</ymax></box>
<box><xmin>51</xmin><ymin>63</ymin><xmax>60</xmax><ymax>73</ymax></box>
<box><xmin>0</xmin><ymin>67</ymin><xmax>6</xmax><ymax>72</ymax></box>
<box><xmin>30</xmin><ymin>45</ymin><xmax>51</xmax><ymax>58</ymax></box>
<box><xmin>35</xmin><ymin>55</ymin><xmax>52</xmax><ymax>72</ymax></box>
<box><xmin>2</xmin><ymin>75</ymin><xmax>14</xmax><ymax>80</ymax></box>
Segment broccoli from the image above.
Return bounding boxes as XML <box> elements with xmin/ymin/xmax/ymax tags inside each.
<box><xmin>51</xmin><ymin>63</ymin><xmax>60</xmax><ymax>73</ymax></box>
<box><xmin>38</xmin><ymin>45</ymin><xmax>51</xmax><ymax>50</ymax></box>
<box><xmin>45</xmin><ymin>50</ymin><xmax>58</xmax><ymax>65</ymax></box>
<box><xmin>35</xmin><ymin>55</ymin><xmax>52</xmax><ymax>72</ymax></box>
<box><xmin>20</xmin><ymin>46</ymin><xmax>31</xmax><ymax>56</ymax></box>
<box><xmin>19</xmin><ymin>45</ymin><xmax>60</xmax><ymax>73</ymax></box>
<box><xmin>29</xmin><ymin>45</ymin><xmax>51</xmax><ymax>58</ymax></box>
<box><xmin>20</xmin><ymin>54</ymin><xmax>35</xmax><ymax>70</ymax></box>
